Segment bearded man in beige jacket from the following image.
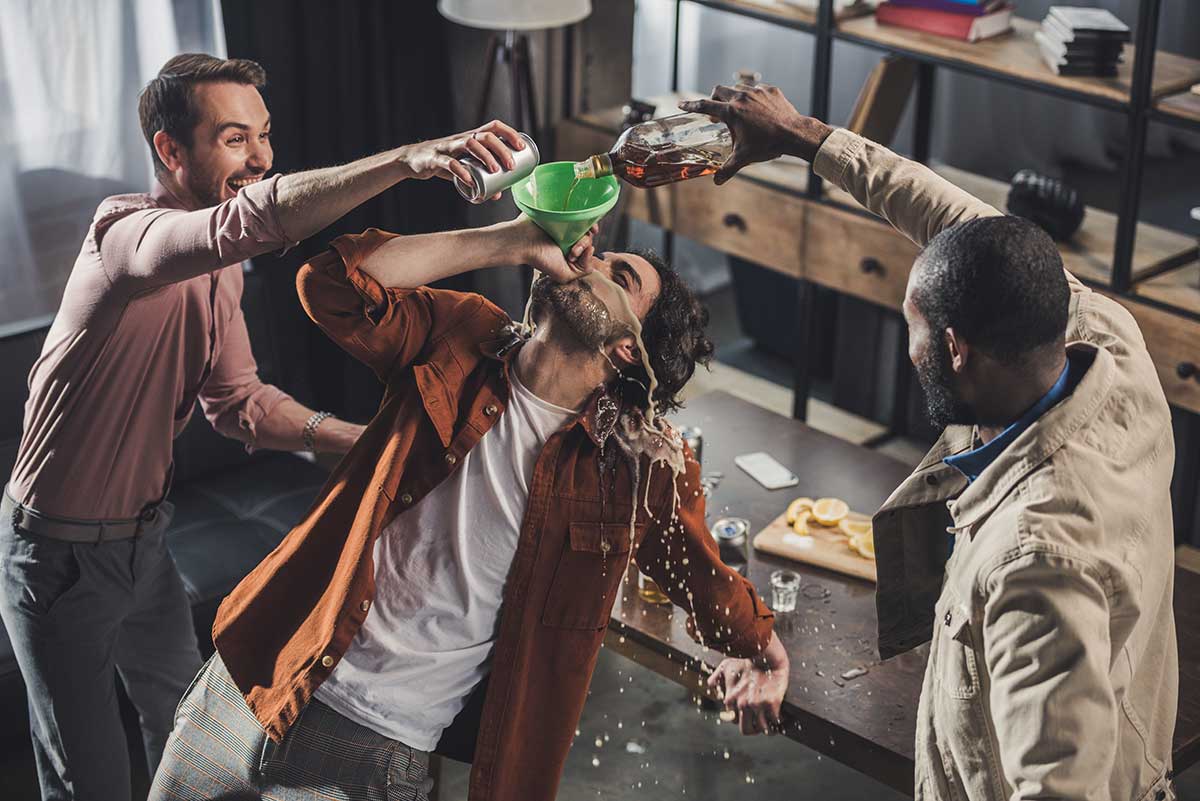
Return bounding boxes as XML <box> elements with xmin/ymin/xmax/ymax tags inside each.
<box><xmin>683</xmin><ymin>84</ymin><xmax>1178</xmax><ymax>801</ymax></box>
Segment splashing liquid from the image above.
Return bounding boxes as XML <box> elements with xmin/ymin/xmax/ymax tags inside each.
<box><xmin>519</xmin><ymin>268</ymin><xmax>703</xmax><ymax>648</ymax></box>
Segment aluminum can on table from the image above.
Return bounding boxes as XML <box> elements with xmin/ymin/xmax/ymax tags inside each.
<box><xmin>711</xmin><ymin>516</ymin><xmax>749</xmax><ymax>576</ymax></box>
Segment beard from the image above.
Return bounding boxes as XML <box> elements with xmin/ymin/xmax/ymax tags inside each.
<box><xmin>529</xmin><ymin>275</ymin><xmax>620</xmax><ymax>351</ymax></box>
<box><xmin>915</xmin><ymin>342</ymin><xmax>975</xmax><ymax>430</ymax></box>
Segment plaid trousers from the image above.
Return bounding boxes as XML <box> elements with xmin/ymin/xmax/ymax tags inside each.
<box><xmin>148</xmin><ymin>655</ymin><xmax>433</xmax><ymax>801</ymax></box>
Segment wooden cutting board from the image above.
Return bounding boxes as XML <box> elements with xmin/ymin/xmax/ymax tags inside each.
<box><xmin>752</xmin><ymin>510</ymin><xmax>877</xmax><ymax>583</ymax></box>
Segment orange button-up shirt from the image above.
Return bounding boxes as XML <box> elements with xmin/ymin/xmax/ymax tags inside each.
<box><xmin>213</xmin><ymin>229</ymin><xmax>774</xmax><ymax>801</ymax></box>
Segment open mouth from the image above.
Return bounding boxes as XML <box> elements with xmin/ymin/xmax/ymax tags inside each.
<box><xmin>227</xmin><ymin>174</ymin><xmax>264</xmax><ymax>192</ymax></box>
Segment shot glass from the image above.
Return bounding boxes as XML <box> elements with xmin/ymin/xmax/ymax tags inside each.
<box><xmin>770</xmin><ymin>569</ymin><xmax>802</xmax><ymax>613</ymax></box>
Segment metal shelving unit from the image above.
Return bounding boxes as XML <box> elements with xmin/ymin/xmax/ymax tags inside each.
<box><xmin>654</xmin><ymin>0</ymin><xmax>1200</xmax><ymax>423</ymax></box>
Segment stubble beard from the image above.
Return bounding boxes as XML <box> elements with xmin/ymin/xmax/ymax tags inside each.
<box><xmin>915</xmin><ymin>342</ymin><xmax>976</xmax><ymax>430</ymax></box>
<box><xmin>530</xmin><ymin>275</ymin><xmax>619</xmax><ymax>352</ymax></box>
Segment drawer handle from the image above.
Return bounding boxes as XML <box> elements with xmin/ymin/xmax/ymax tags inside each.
<box><xmin>1178</xmin><ymin>362</ymin><xmax>1197</xmax><ymax>380</ymax></box>
<box><xmin>722</xmin><ymin>213</ymin><xmax>747</xmax><ymax>232</ymax></box>
<box><xmin>860</xmin><ymin>258</ymin><xmax>885</xmax><ymax>276</ymax></box>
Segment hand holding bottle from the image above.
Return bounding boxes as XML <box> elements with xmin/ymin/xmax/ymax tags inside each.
<box><xmin>679</xmin><ymin>84</ymin><xmax>834</xmax><ymax>184</ymax></box>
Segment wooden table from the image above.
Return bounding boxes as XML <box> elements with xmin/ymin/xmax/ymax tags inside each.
<box><xmin>608</xmin><ymin>390</ymin><xmax>1200</xmax><ymax>794</ymax></box>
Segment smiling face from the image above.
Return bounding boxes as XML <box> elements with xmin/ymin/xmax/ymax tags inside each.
<box><xmin>155</xmin><ymin>81</ymin><xmax>272</xmax><ymax>209</ymax></box>
<box><xmin>530</xmin><ymin>251</ymin><xmax>662</xmax><ymax>351</ymax></box>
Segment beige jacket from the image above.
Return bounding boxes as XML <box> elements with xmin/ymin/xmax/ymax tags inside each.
<box><xmin>814</xmin><ymin>129</ymin><xmax>1178</xmax><ymax>801</ymax></box>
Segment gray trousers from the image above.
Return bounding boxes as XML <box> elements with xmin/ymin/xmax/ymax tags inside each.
<box><xmin>149</xmin><ymin>654</ymin><xmax>433</xmax><ymax>801</ymax></box>
<box><xmin>0</xmin><ymin>502</ymin><xmax>202</xmax><ymax>801</ymax></box>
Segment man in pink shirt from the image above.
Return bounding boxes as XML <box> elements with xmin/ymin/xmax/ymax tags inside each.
<box><xmin>0</xmin><ymin>53</ymin><xmax>528</xmax><ymax>801</ymax></box>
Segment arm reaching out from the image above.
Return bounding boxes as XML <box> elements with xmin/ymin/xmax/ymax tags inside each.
<box><xmin>680</xmin><ymin>84</ymin><xmax>1000</xmax><ymax>245</ymax></box>
<box><xmin>105</xmin><ymin>121</ymin><xmax>528</xmax><ymax>288</ymax></box>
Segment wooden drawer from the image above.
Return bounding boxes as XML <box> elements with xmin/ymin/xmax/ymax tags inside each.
<box><xmin>1117</xmin><ymin>297</ymin><xmax>1200</xmax><ymax>415</ymax></box>
<box><xmin>803</xmin><ymin>202</ymin><xmax>918</xmax><ymax>311</ymax></box>
<box><xmin>671</xmin><ymin>177</ymin><xmax>805</xmax><ymax>278</ymax></box>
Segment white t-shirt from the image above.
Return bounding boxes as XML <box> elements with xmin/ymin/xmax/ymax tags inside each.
<box><xmin>314</xmin><ymin>367</ymin><xmax>576</xmax><ymax>751</ymax></box>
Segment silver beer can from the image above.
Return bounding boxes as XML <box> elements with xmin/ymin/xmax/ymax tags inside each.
<box><xmin>711</xmin><ymin>516</ymin><xmax>749</xmax><ymax>576</ymax></box>
<box><xmin>679</xmin><ymin>425</ymin><xmax>703</xmax><ymax>465</ymax></box>
<box><xmin>454</xmin><ymin>132</ymin><xmax>540</xmax><ymax>204</ymax></box>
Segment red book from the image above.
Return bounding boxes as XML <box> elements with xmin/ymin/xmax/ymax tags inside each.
<box><xmin>875</xmin><ymin>2</ymin><xmax>1014</xmax><ymax>42</ymax></box>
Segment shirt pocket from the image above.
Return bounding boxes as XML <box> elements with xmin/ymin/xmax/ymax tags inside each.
<box><xmin>933</xmin><ymin>593</ymin><xmax>980</xmax><ymax>701</ymax></box>
<box><xmin>542</xmin><ymin>523</ymin><xmax>640</xmax><ymax>631</ymax></box>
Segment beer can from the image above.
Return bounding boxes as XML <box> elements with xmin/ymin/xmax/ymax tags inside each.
<box><xmin>454</xmin><ymin>132</ymin><xmax>539</xmax><ymax>204</ymax></box>
<box><xmin>711</xmin><ymin>517</ymin><xmax>749</xmax><ymax>576</ymax></box>
<box><xmin>679</xmin><ymin>425</ymin><xmax>703</xmax><ymax>465</ymax></box>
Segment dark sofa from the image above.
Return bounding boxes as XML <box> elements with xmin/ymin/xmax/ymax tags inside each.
<box><xmin>0</xmin><ymin>268</ymin><xmax>330</xmax><ymax>749</ymax></box>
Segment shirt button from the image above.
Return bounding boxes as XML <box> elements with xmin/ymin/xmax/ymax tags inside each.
<box><xmin>925</xmin><ymin>474</ymin><xmax>939</xmax><ymax>486</ymax></box>
<box><xmin>484</xmin><ymin>404</ymin><xmax>498</xmax><ymax>416</ymax></box>
<box><xmin>600</xmin><ymin>538</ymin><xmax>612</xmax><ymax>554</ymax></box>
<box><xmin>360</xmin><ymin>600</ymin><xmax>371</xmax><ymax>612</ymax></box>
<box><xmin>445</xmin><ymin>453</ymin><xmax>457</xmax><ymax>465</ymax></box>
<box><xmin>321</xmin><ymin>655</ymin><xmax>334</xmax><ymax>668</ymax></box>
<box><xmin>400</xmin><ymin>493</ymin><xmax>414</xmax><ymax>505</ymax></box>
<box><xmin>944</xmin><ymin>611</ymin><xmax>953</xmax><ymax>626</ymax></box>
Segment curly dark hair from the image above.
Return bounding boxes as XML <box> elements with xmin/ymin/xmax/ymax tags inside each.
<box><xmin>615</xmin><ymin>248</ymin><xmax>715</xmax><ymax>415</ymax></box>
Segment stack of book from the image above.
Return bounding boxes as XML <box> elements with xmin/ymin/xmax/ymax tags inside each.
<box><xmin>1035</xmin><ymin>6</ymin><xmax>1130</xmax><ymax>77</ymax></box>
<box><xmin>874</xmin><ymin>0</ymin><xmax>1014</xmax><ymax>43</ymax></box>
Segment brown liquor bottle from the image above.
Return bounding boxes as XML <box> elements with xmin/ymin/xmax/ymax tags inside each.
<box><xmin>573</xmin><ymin>112</ymin><xmax>733</xmax><ymax>188</ymax></box>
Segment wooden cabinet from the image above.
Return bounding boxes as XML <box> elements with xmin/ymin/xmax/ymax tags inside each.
<box><xmin>1117</xmin><ymin>297</ymin><xmax>1200</xmax><ymax>414</ymax></box>
<box><xmin>802</xmin><ymin>202</ymin><xmax>918</xmax><ymax>310</ymax></box>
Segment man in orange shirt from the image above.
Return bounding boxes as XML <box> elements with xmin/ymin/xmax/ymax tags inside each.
<box><xmin>149</xmin><ymin>218</ymin><xmax>788</xmax><ymax>800</ymax></box>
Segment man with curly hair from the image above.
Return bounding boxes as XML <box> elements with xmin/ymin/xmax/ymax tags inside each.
<box><xmin>149</xmin><ymin>217</ymin><xmax>787</xmax><ymax>801</ymax></box>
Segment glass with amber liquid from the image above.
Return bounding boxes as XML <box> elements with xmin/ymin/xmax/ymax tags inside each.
<box><xmin>573</xmin><ymin>113</ymin><xmax>733</xmax><ymax>188</ymax></box>
<box><xmin>637</xmin><ymin>571</ymin><xmax>672</xmax><ymax>605</ymax></box>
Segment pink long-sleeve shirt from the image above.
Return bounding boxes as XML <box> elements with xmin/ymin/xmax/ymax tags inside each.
<box><xmin>9</xmin><ymin>178</ymin><xmax>295</xmax><ymax>519</ymax></box>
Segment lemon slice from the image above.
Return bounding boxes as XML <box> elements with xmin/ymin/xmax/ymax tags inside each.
<box><xmin>849</xmin><ymin>531</ymin><xmax>875</xmax><ymax>560</ymax></box>
<box><xmin>785</xmin><ymin>497</ymin><xmax>815</xmax><ymax>525</ymax></box>
<box><xmin>838</xmin><ymin>517</ymin><xmax>872</xmax><ymax>540</ymax></box>
<box><xmin>791</xmin><ymin>509</ymin><xmax>812</xmax><ymax>536</ymax></box>
<box><xmin>812</xmin><ymin>497</ymin><xmax>850</xmax><ymax>527</ymax></box>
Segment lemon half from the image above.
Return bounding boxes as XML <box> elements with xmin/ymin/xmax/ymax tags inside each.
<box><xmin>812</xmin><ymin>497</ymin><xmax>850</xmax><ymax>527</ymax></box>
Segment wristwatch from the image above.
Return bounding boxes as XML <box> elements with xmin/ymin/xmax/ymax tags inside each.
<box><xmin>303</xmin><ymin>411</ymin><xmax>334</xmax><ymax>452</ymax></box>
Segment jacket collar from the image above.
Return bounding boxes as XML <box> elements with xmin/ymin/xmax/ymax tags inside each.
<box><xmin>878</xmin><ymin>343</ymin><xmax>1110</xmax><ymax>537</ymax></box>
<box><xmin>946</xmin><ymin>343</ymin><xmax>1109</xmax><ymax>536</ymax></box>
<box><xmin>478</xmin><ymin>326</ymin><xmax>621</xmax><ymax>448</ymax></box>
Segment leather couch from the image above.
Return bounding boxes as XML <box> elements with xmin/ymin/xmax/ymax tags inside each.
<box><xmin>0</xmin><ymin>268</ymin><xmax>330</xmax><ymax>748</ymax></box>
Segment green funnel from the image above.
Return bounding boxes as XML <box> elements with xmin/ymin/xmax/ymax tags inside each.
<box><xmin>512</xmin><ymin>161</ymin><xmax>620</xmax><ymax>254</ymax></box>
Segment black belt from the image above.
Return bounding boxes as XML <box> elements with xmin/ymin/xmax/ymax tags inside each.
<box><xmin>3</xmin><ymin>486</ymin><xmax>164</xmax><ymax>543</ymax></box>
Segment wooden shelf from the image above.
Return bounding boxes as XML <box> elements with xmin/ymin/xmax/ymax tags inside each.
<box><xmin>835</xmin><ymin>16</ymin><xmax>1200</xmax><ymax>109</ymax></box>
<box><xmin>1135</xmin><ymin>258</ymin><xmax>1200</xmax><ymax>317</ymax></box>
<box><xmin>570</xmin><ymin>96</ymin><xmax>1196</xmax><ymax>288</ymax></box>
<box><xmin>684</xmin><ymin>0</ymin><xmax>873</xmax><ymax>30</ymax></box>
<box><xmin>922</xmin><ymin>166</ymin><xmax>1197</xmax><ymax>288</ymax></box>
<box><xmin>1158</xmin><ymin>90</ymin><xmax>1200</xmax><ymax>127</ymax></box>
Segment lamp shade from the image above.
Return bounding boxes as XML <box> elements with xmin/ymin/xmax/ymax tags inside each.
<box><xmin>438</xmin><ymin>0</ymin><xmax>591</xmax><ymax>31</ymax></box>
